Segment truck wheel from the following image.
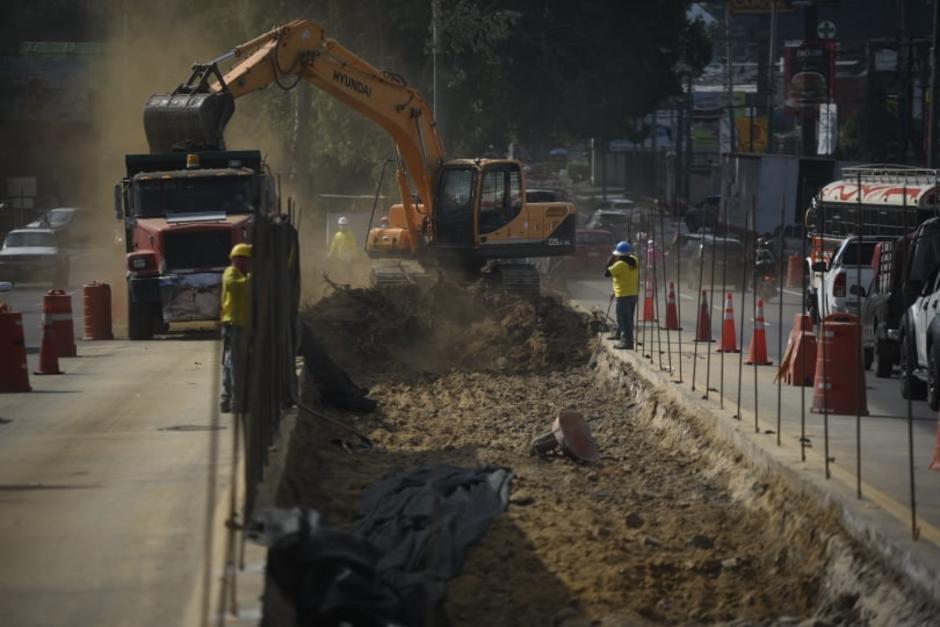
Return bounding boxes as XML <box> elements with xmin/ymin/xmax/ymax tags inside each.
<box><xmin>900</xmin><ymin>333</ymin><xmax>927</xmax><ymax>400</ymax></box>
<box><xmin>930</xmin><ymin>345</ymin><xmax>940</xmax><ymax>411</ymax></box>
<box><xmin>128</xmin><ymin>294</ymin><xmax>154</xmax><ymax>340</ymax></box>
<box><xmin>863</xmin><ymin>346</ymin><xmax>873</xmax><ymax>371</ymax></box>
<box><xmin>873</xmin><ymin>336</ymin><xmax>893</xmax><ymax>378</ymax></box>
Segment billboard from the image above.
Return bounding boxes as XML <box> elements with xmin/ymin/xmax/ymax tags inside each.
<box><xmin>784</xmin><ymin>40</ymin><xmax>837</xmax><ymax>108</ymax></box>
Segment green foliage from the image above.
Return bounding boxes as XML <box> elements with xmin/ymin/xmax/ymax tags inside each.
<box><xmin>101</xmin><ymin>0</ymin><xmax>711</xmax><ymax>203</ymax></box>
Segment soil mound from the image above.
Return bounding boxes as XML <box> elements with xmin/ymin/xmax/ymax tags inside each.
<box><xmin>303</xmin><ymin>282</ymin><xmax>591</xmax><ymax>374</ymax></box>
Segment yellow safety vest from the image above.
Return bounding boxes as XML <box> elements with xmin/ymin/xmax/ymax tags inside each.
<box><xmin>220</xmin><ymin>265</ymin><xmax>251</xmax><ymax>328</ymax></box>
<box><xmin>609</xmin><ymin>256</ymin><xmax>639</xmax><ymax>297</ymax></box>
<box><xmin>329</xmin><ymin>230</ymin><xmax>358</xmax><ymax>260</ymax></box>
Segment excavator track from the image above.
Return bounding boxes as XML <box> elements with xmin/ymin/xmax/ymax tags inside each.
<box><xmin>483</xmin><ymin>264</ymin><xmax>541</xmax><ymax>299</ymax></box>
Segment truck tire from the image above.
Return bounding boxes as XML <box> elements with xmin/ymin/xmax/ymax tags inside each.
<box><xmin>930</xmin><ymin>344</ymin><xmax>940</xmax><ymax>411</ymax></box>
<box><xmin>899</xmin><ymin>331</ymin><xmax>927</xmax><ymax>400</ymax></box>
<box><xmin>873</xmin><ymin>334</ymin><xmax>893</xmax><ymax>378</ymax></box>
<box><xmin>128</xmin><ymin>293</ymin><xmax>154</xmax><ymax>340</ymax></box>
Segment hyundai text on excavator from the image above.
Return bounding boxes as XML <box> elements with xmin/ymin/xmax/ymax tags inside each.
<box><xmin>142</xmin><ymin>18</ymin><xmax>575</xmax><ymax>293</ymax></box>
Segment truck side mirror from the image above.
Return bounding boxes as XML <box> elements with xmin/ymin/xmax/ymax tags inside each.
<box><xmin>114</xmin><ymin>182</ymin><xmax>123</xmax><ymax>220</ymax></box>
<box><xmin>811</xmin><ymin>261</ymin><xmax>827</xmax><ymax>273</ymax></box>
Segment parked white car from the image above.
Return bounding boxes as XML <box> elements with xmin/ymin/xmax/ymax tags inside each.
<box><xmin>0</xmin><ymin>228</ymin><xmax>69</xmax><ymax>285</ymax></box>
<box><xmin>807</xmin><ymin>236</ymin><xmax>886</xmax><ymax>322</ymax></box>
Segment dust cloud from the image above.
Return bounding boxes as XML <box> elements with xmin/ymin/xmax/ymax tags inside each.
<box><xmin>71</xmin><ymin>4</ymin><xmax>395</xmax><ymax>320</ymax></box>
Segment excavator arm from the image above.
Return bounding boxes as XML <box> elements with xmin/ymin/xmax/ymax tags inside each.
<box><xmin>144</xmin><ymin>19</ymin><xmax>445</xmax><ymax>251</ymax></box>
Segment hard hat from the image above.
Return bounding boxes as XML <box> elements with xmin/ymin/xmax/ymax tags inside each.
<box><xmin>230</xmin><ymin>243</ymin><xmax>252</xmax><ymax>259</ymax></box>
<box><xmin>337</xmin><ymin>216</ymin><xmax>349</xmax><ymax>226</ymax></box>
<box><xmin>612</xmin><ymin>241</ymin><xmax>632</xmax><ymax>256</ymax></box>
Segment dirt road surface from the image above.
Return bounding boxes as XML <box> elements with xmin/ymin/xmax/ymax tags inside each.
<box><xmin>0</xmin><ymin>337</ymin><xmax>225</xmax><ymax>626</ymax></box>
<box><xmin>277</xmin><ymin>283</ymin><xmax>932</xmax><ymax>625</ymax></box>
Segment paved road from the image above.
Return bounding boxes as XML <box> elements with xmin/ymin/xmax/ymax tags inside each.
<box><xmin>566</xmin><ymin>273</ymin><xmax>940</xmax><ymax>538</ymax></box>
<box><xmin>0</xmin><ymin>333</ymin><xmax>227</xmax><ymax>626</ymax></box>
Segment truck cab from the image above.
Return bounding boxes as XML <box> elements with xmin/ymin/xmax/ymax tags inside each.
<box><xmin>115</xmin><ymin>150</ymin><xmax>273</xmax><ymax>339</ymax></box>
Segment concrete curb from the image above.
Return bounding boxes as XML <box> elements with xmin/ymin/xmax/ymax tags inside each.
<box><xmin>573</xmin><ymin>300</ymin><xmax>940</xmax><ymax>609</ymax></box>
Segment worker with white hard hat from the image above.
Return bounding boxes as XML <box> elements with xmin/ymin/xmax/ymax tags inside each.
<box><xmin>328</xmin><ymin>215</ymin><xmax>358</xmax><ymax>261</ymax></box>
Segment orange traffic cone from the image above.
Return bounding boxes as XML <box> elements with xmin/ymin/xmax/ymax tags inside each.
<box><xmin>745</xmin><ymin>298</ymin><xmax>772</xmax><ymax>365</ymax></box>
<box><xmin>35</xmin><ymin>320</ymin><xmax>62</xmax><ymax>375</ymax></box>
<box><xmin>930</xmin><ymin>418</ymin><xmax>940</xmax><ymax>471</ymax></box>
<box><xmin>694</xmin><ymin>290</ymin><xmax>712</xmax><ymax>342</ymax></box>
<box><xmin>716</xmin><ymin>292</ymin><xmax>739</xmax><ymax>353</ymax></box>
<box><xmin>662</xmin><ymin>282</ymin><xmax>681</xmax><ymax>330</ymax></box>
<box><xmin>642</xmin><ymin>275</ymin><xmax>657</xmax><ymax>322</ymax></box>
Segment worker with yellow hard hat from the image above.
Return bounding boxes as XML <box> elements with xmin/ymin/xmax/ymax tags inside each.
<box><xmin>220</xmin><ymin>242</ymin><xmax>252</xmax><ymax>413</ymax></box>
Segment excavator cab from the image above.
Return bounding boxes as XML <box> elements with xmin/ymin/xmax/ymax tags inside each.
<box><xmin>143</xmin><ymin>64</ymin><xmax>234</xmax><ymax>153</ymax></box>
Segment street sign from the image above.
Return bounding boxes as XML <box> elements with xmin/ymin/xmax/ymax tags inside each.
<box><xmin>817</xmin><ymin>20</ymin><xmax>837</xmax><ymax>40</ymax></box>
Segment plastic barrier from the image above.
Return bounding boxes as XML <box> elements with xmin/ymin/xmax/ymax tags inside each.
<box><xmin>811</xmin><ymin>313</ymin><xmax>868</xmax><ymax>415</ymax></box>
<box><xmin>716</xmin><ymin>292</ymin><xmax>739</xmax><ymax>353</ymax></box>
<box><xmin>695</xmin><ymin>291</ymin><xmax>712</xmax><ymax>342</ymax></box>
<box><xmin>43</xmin><ymin>290</ymin><xmax>76</xmax><ymax>357</ymax></box>
<box><xmin>0</xmin><ymin>305</ymin><xmax>31</xmax><ymax>392</ymax></box>
<box><xmin>786</xmin><ymin>255</ymin><xmax>802</xmax><ymax>288</ymax></box>
<box><xmin>83</xmin><ymin>282</ymin><xmax>114</xmax><ymax>340</ymax></box>
<box><xmin>662</xmin><ymin>282</ymin><xmax>681</xmax><ymax>330</ymax></box>
<box><xmin>745</xmin><ymin>298</ymin><xmax>772</xmax><ymax>365</ymax></box>
<box><xmin>35</xmin><ymin>318</ymin><xmax>63</xmax><ymax>375</ymax></box>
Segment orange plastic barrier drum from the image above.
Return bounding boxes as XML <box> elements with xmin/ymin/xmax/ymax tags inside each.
<box><xmin>83</xmin><ymin>282</ymin><xmax>114</xmax><ymax>340</ymax></box>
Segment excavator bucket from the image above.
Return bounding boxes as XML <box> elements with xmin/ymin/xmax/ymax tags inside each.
<box><xmin>142</xmin><ymin>63</ymin><xmax>235</xmax><ymax>154</ymax></box>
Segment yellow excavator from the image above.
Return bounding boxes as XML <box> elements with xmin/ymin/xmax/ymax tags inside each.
<box><xmin>143</xmin><ymin>18</ymin><xmax>575</xmax><ymax>292</ymax></box>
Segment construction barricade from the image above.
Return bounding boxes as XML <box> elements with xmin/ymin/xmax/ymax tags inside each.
<box><xmin>662</xmin><ymin>282</ymin><xmax>681</xmax><ymax>330</ymax></box>
<box><xmin>716</xmin><ymin>292</ymin><xmax>739</xmax><ymax>353</ymax></box>
<box><xmin>43</xmin><ymin>289</ymin><xmax>76</xmax><ymax>357</ymax></box>
<box><xmin>0</xmin><ymin>304</ymin><xmax>31</xmax><ymax>392</ymax></box>
<box><xmin>83</xmin><ymin>282</ymin><xmax>114</xmax><ymax>340</ymax></box>
<box><xmin>745</xmin><ymin>298</ymin><xmax>772</xmax><ymax>365</ymax></box>
<box><xmin>776</xmin><ymin>314</ymin><xmax>816</xmax><ymax>386</ymax></box>
<box><xmin>811</xmin><ymin>313</ymin><xmax>868</xmax><ymax>415</ymax></box>
<box><xmin>785</xmin><ymin>255</ymin><xmax>802</xmax><ymax>288</ymax></box>
<box><xmin>695</xmin><ymin>290</ymin><xmax>712</xmax><ymax>342</ymax></box>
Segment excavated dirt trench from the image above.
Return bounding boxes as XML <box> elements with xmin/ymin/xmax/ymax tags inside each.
<box><xmin>277</xmin><ymin>282</ymin><xmax>935</xmax><ymax>626</ymax></box>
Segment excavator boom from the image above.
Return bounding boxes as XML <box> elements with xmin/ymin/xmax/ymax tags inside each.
<box><xmin>143</xmin><ymin>19</ymin><xmax>444</xmax><ymax>248</ymax></box>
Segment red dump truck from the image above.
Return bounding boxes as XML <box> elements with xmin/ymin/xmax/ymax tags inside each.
<box><xmin>114</xmin><ymin>150</ymin><xmax>274</xmax><ymax>339</ymax></box>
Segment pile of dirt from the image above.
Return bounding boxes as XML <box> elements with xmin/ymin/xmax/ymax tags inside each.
<box><xmin>303</xmin><ymin>282</ymin><xmax>592</xmax><ymax>376</ymax></box>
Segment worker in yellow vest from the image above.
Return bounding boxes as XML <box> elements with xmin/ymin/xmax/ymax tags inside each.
<box><xmin>328</xmin><ymin>216</ymin><xmax>358</xmax><ymax>261</ymax></box>
<box><xmin>220</xmin><ymin>242</ymin><xmax>251</xmax><ymax>413</ymax></box>
<box><xmin>605</xmin><ymin>240</ymin><xmax>640</xmax><ymax>350</ymax></box>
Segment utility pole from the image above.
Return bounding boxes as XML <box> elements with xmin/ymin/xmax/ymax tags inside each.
<box><xmin>929</xmin><ymin>0</ymin><xmax>940</xmax><ymax>166</ymax></box>
<box><xmin>726</xmin><ymin>3</ymin><xmax>737</xmax><ymax>154</ymax></box>
<box><xmin>800</xmin><ymin>2</ymin><xmax>818</xmax><ymax>156</ymax></box>
<box><xmin>767</xmin><ymin>0</ymin><xmax>778</xmax><ymax>154</ymax></box>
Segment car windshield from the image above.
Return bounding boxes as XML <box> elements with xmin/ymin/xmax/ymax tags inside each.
<box><xmin>840</xmin><ymin>241</ymin><xmax>877</xmax><ymax>265</ymax></box>
<box><xmin>132</xmin><ymin>175</ymin><xmax>255</xmax><ymax>218</ymax></box>
<box><xmin>4</xmin><ymin>231</ymin><xmax>56</xmax><ymax>248</ymax></box>
<box><xmin>577</xmin><ymin>232</ymin><xmax>613</xmax><ymax>246</ymax></box>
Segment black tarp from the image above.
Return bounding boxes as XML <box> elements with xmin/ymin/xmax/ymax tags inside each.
<box><xmin>262</xmin><ymin>465</ymin><xmax>513</xmax><ymax>626</ymax></box>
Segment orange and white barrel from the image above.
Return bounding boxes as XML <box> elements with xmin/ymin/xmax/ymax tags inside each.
<box><xmin>83</xmin><ymin>282</ymin><xmax>114</xmax><ymax>340</ymax></box>
<box><xmin>0</xmin><ymin>304</ymin><xmax>31</xmax><ymax>392</ymax></box>
<box><xmin>43</xmin><ymin>289</ymin><xmax>76</xmax><ymax>357</ymax></box>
